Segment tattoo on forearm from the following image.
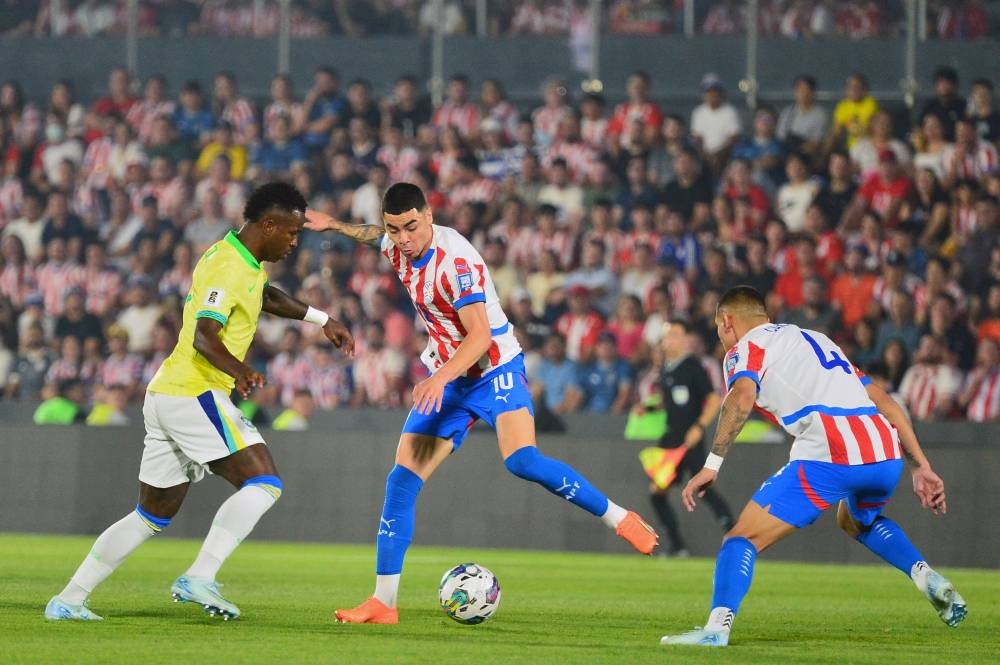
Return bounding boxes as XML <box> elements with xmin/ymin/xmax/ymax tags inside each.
<box><xmin>337</xmin><ymin>223</ymin><xmax>383</xmax><ymax>247</ymax></box>
<box><xmin>710</xmin><ymin>397</ymin><xmax>752</xmax><ymax>459</ymax></box>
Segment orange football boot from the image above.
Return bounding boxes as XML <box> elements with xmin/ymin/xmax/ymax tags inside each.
<box><xmin>616</xmin><ymin>511</ymin><xmax>659</xmax><ymax>555</ymax></box>
<box><xmin>334</xmin><ymin>596</ymin><xmax>399</xmax><ymax>624</ymax></box>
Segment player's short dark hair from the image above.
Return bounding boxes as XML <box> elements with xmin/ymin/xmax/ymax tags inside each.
<box><xmin>718</xmin><ymin>285</ymin><xmax>768</xmax><ymax>318</ymax></box>
<box><xmin>382</xmin><ymin>182</ymin><xmax>427</xmax><ymax>216</ymax></box>
<box><xmin>182</xmin><ymin>80</ymin><xmax>201</xmax><ymax>95</ymax></box>
<box><xmin>243</xmin><ymin>182</ymin><xmax>307</xmax><ymax>224</ymax></box>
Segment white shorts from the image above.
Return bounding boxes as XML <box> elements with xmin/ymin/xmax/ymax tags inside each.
<box><xmin>139</xmin><ymin>389</ymin><xmax>266</xmax><ymax>488</ymax></box>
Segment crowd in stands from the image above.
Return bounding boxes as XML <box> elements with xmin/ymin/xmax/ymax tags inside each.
<box><xmin>2</xmin><ymin>1</ymin><xmax>996</xmax><ymax>40</ymax></box>
<box><xmin>2</xmin><ymin>57</ymin><xmax>1000</xmax><ymax>425</ymax></box>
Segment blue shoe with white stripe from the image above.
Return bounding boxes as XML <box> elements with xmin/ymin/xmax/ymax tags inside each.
<box><xmin>925</xmin><ymin>571</ymin><xmax>967</xmax><ymax>628</ymax></box>
<box><xmin>659</xmin><ymin>627</ymin><xmax>729</xmax><ymax>647</ymax></box>
<box><xmin>45</xmin><ymin>596</ymin><xmax>103</xmax><ymax>621</ymax></box>
<box><xmin>171</xmin><ymin>576</ymin><xmax>240</xmax><ymax>620</ymax></box>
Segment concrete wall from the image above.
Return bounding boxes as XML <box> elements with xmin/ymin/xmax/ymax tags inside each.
<box><xmin>0</xmin><ymin>410</ymin><xmax>996</xmax><ymax>568</ymax></box>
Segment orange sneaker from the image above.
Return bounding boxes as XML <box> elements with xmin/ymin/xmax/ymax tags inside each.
<box><xmin>334</xmin><ymin>596</ymin><xmax>399</xmax><ymax>624</ymax></box>
<box><xmin>616</xmin><ymin>511</ymin><xmax>659</xmax><ymax>555</ymax></box>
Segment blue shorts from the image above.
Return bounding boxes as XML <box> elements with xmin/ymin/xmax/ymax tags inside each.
<box><xmin>401</xmin><ymin>354</ymin><xmax>534</xmax><ymax>449</ymax></box>
<box><xmin>752</xmin><ymin>459</ymin><xmax>903</xmax><ymax>528</ymax></box>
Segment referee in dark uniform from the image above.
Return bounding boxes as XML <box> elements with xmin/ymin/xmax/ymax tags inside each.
<box><xmin>650</xmin><ymin>318</ymin><xmax>734</xmax><ymax>556</ymax></box>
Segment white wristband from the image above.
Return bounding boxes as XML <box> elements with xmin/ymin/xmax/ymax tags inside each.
<box><xmin>303</xmin><ymin>306</ymin><xmax>329</xmax><ymax>326</ymax></box>
<box><xmin>704</xmin><ymin>453</ymin><xmax>725</xmax><ymax>472</ymax></box>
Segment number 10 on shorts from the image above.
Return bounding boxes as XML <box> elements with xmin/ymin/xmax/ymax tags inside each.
<box><xmin>493</xmin><ymin>373</ymin><xmax>513</xmax><ymax>393</ymax></box>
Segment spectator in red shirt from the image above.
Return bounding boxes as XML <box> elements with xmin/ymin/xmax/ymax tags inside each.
<box><xmin>773</xmin><ymin>235</ymin><xmax>828</xmax><ymax>311</ymax></box>
<box><xmin>844</xmin><ymin>148</ymin><xmax>912</xmax><ymax>230</ymax></box>
<box><xmin>607</xmin><ymin>70</ymin><xmax>663</xmax><ymax>151</ymax></box>
<box><xmin>92</xmin><ymin>67</ymin><xmax>137</xmax><ymax>119</ymax></box>
<box><xmin>556</xmin><ymin>285</ymin><xmax>605</xmax><ymax>362</ymax></box>
<box><xmin>830</xmin><ymin>244</ymin><xmax>878</xmax><ymax>329</ymax></box>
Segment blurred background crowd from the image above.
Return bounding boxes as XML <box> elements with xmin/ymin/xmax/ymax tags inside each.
<box><xmin>2</xmin><ymin>1</ymin><xmax>1000</xmax><ymax>427</ymax></box>
<box><xmin>3</xmin><ymin>0</ymin><xmax>1000</xmax><ymax>40</ymax></box>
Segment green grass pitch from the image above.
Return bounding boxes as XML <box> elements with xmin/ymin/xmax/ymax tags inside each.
<box><xmin>2</xmin><ymin>533</ymin><xmax>996</xmax><ymax>664</ymax></box>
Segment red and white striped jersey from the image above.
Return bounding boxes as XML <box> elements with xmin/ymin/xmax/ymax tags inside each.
<box><xmin>545</xmin><ymin>139</ymin><xmax>598</xmax><ymax>184</ymax></box>
<box><xmin>581</xmin><ymin>117</ymin><xmax>608</xmax><ymax>150</ymax></box>
<box><xmin>221</xmin><ymin>98</ymin><xmax>257</xmax><ymax>146</ymax></box>
<box><xmin>126</xmin><ymin>100</ymin><xmax>176</xmax><ymax>145</ymax></box>
<box><xmin>0</xmin><ymin>264</ymin><xmax>35</xmax><ymax>309</ymax></box>
<box><xmin>432</xmin><ymin>102</ymin><xmax>480</xmax><ymax>138</ymax></box>
<box><xmin>381</xmin><ymin>225</ymin><xmax>521</xmax><ymax>378</ymax></box>
<box><xmin>83</xmin><ymin>267</ymin><xmax>122</xmax><ymax>317</ymax></box>
<box><xmin>723</xmin><ymin>323</ymin><xmax>902</xmax><ymax>465</ymax></box>
<box><xmin>35</xmin><ymin>261</ymin><xmax>86</xmax><ymax>315</ymax></box>
<box><xmin>943</xmin><ymin>141</ymin><xmax>999</xmax><ymax>182</ymax></box>
<box><xmin>376</xmin><ymin>145</ymin><xmax>421</xmax><ymax>184</ymax></box>
<box><xmin>965</xmin><ymin>366</ymin><xmax>1000</xmax><ymax>422</ymax></box>
<box><xmin>0</xmin><ymin>176</ymin><xmax>23</xmax><ymax>226</ymax></box>
<box><xmin>899</xmin><ymin>362</ymin><xmax>963</xmax><ymax>421</ymax></box>
<box><xmin>99</xmin><ymin>353</ymin><xmax>143</xmax><ymax>388</ymax></box>
<box><xmin>447</xmin><ymin>177</ymin><xmax>499</xmax><ymax>210</ymax></box>
<box><xmin>531</xmin><ymin>105</ymin><xmax>571</xmax><ymax>146</ymax></box>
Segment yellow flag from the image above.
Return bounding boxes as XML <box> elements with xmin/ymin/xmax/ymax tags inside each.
<box><xmin>639</xmin><ymin>446</ymin><xmax>688</xmax><ymax>490</ymax></box>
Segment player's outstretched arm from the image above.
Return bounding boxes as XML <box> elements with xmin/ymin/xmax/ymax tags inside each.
<box><xmin>866</xmin><ymin>381</ymin><xmax>947</xmax><ymax>514</ymax></box>
<box><xmin>262</xmin><ymin>285</ymin><xmax>355</xmax><ymax>356</ymax></box>
<box><xmin>303</xmin><ymin>210</ymin><xmax>383</xmax><ymax>247</ymax></box>
<box><xmin>681</xmin><ymin>377</ymin><xmax>755</xmax><ymax>512</ymax></box>
<box><xmin>193</xmin><ymin>317</ymin><xmax>264</xmax><ymax>398</ymax></box>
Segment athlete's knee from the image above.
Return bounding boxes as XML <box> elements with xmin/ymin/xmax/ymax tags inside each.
<box><xmin>135</xmin><ymin>503</ymin><xmax>173</xmax><ymax>534</ymax></box>
<box><xmin>503</xmin><ymin>445</ymin><xmax>542</xmax><ymax>480</ymax></box>
<box><xmin>836</xmin><ymin>501</ymin><xmax>863</xmax><ymax>538</ymax></box>
<box><xmin>243</xmin><ymin>474</ymin><xmax>284</xmax><ymax>502</ymax></box>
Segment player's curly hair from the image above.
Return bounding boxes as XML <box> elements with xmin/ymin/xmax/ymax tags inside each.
<box><xmin>243</xmin><ymin>182</ymin><xmax>307</xmax><ymax>223</ymax></box>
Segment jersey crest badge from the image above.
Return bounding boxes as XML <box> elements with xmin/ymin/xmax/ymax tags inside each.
<box><xmin>205</xmin><ymin>288</ymin><xmax>225</xmax><ymax>307</ymax></box>
<box><xmin>671</xmin><ymin>385</ymin><xmax>690</xmax><ymax>406</ymax></box>
<box><xmin>725</xmin><ymin>351</ymin><xmax>739</xmax><ymax>376</ymax></box>
<box><xmin>454</xmin><ymin>257</ymin><xmax>474</xmax><ymax>293</ymax></box>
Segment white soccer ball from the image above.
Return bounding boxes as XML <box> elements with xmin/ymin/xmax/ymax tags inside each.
<box><xmin>438</xmin><ymin>563</ymin><xmax>501</xmax><ymax>625</ymax></box>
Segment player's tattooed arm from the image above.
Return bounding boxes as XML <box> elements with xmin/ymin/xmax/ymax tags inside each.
<box><xmin>709</xmin><ymin>378</ymin><xmax>756</xmax><ymax>459</ymax></box>
<box><xmin>303</xmin><ymin>210</ymin><xmax>383</xmax><ymax>247</ymax></box>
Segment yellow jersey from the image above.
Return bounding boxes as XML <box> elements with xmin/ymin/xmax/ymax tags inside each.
<box><xmin>147</xmin><ymin>231</ymin><xmax>267</xmax><ymax>397</ymax></box>
<box><xmin>833</xmin><ymin>96</ymin><xmax>879</xmax><ymax>150</ymax></box>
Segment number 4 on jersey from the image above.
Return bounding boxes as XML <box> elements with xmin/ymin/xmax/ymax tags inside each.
<box><xmin>800</xmin><ymin>331</ymin><xmax>852</xmax><ymax>374</ymax></box>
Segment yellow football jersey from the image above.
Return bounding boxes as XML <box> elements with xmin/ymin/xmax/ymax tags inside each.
<box><xmin>147</xmin><ymin>231</ymin><xmax>267</xmax><ymax>397</ymax></box>
<box><xmin>833</xmin><ymin>96</ymin><xmax>879</xmax><ymax>150</ymax></box>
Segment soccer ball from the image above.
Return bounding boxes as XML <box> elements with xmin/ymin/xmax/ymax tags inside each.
<box><xmin>438</xmin><ymin>563</ymin><xmax>501</xmax><ymax>625</ymax></box>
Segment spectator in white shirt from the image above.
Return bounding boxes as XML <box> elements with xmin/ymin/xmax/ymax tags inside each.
<box><xmin>691</xmin><ymin>73</ymin><xmax>742</xmax><ymax>177</ymax></box>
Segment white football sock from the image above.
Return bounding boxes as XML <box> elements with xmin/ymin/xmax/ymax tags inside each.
<box><xmin>185</xmin><ymin>485</ymin><xmax>277</xmax><ymax>580</ymax></box>
<box><xmin>910</xmin><ymin>560</ymin><xmax>931</xmax><ymax>593</ymax></box>
<box><xmin>705</xmin><ymin>606</ymin><xmax>735</xmax><ymax>632</ymax></box>
<box><xmin>600</xmin><ymin>500</ymin><xmax>628</xmax><ymax>529</ymax></box>
<box><xmin>374</xmin><ymin>574</ymin><xmax>401</xmax><ymax>607</ymax></box>
<box><xmin>60</xmin><ymin>510</ymin><xmax>158</xmax><ymax>605</ymax></box>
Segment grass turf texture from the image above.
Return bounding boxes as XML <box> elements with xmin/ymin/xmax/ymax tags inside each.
<box><xmin>2</xmin><ymin>533</ymin><xmax>996</xmax><ymax>665</ymax></box>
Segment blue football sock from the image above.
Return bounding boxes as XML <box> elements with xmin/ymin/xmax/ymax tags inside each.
<box><xmin>855</xmin><ymin>515</ymin><xmax>924</xmax><ymax>575</ymax></box>
<box><xmin>375</xmin><ymin>465</ymin><xmax>424</xmax><ymax>575</ymax></box>
<box><xmin>711</xmin><ymin>536</ymin><xmax>757</xmax><ymax>614</ymax></box>
<box><xmin>503</xmin><ymin>446</ymin><xmax>609</xmax><ymax>517</ymax></box>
